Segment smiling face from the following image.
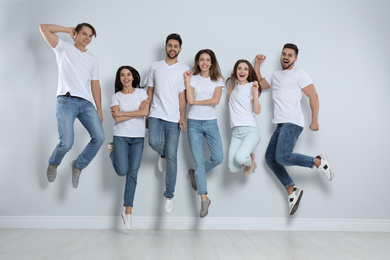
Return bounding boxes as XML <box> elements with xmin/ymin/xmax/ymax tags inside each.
<box><xmin>165</xmin><ymin>39</ymin><xmax>181</xmax><ymax>60</ymax></box>
<box><xmin>280</xmin><ymin>48</ymin><xmax>297</xmax><ymax>70</ymax></box>
<box><xmin>196</xmin><ymin>53</ymin><xmax>212</xmax><ymax>74</ymax></box>
<box><xmin>119</xmin><ymin>68</ymin><xmax>134</xmax><ymax>88</ymax></box>
<box><xmin>74</xmin><ymin>26</ymin><xmax>93</xmax><ymax>49</ymax></box>
<box><xmin>236</xmin><ymin>62</ymin><xmax>249</xmax><ymax>84</ymax></box>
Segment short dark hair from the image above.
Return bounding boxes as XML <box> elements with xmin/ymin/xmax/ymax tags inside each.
<box><xmin>114</xmin><ymin>66</ymin><xmax>141</xmax><ymax>93</ymax></box>
<box><xmin>166</xmin><ymin>33</ymin><xmax>182</xmax><ymax>47</ymax></box>
<box><xmin>75</xmin><ymin>23</ymin><xmax>97</xmax><ymax>37</ymax></box>
<box><xmin>283</xmin><ymin>43</ymin><xmax>299</xmax><ymax>56</ymax></box>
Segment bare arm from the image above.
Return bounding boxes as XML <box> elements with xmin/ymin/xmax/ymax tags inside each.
<box><xmin>91</xmin><ymin>80</ymin><xmax>103</xmax><ymax>122</ymax></box>
<box><xmin>302</xmin><ymin>84</ymin><xmax>319</xmax><ymax>131</ymax></box>
<box><xmin>227</xmin><ymin>79</ymin><xmax>235</xmax><ymax>101</ymax></box>
<box><xmin>179</xmin><ymin>91</ymin><xmax>187</xmax><ymax>133</ymax></box>
<box><xmin>39</xmin><ymin>24</ymin><xmax>75</xmax><ymax>48</ymax></box>
<box><xmin>251</xmin><ymin>81</ymin><xmax>261</xmax><ymax>115</ymax></box>
<box><xmin>111</xmin><ymin>99</ymin><xmax>150</xmax><ymax>123</ymax></box>
<box><xmin>192</xmin><ymin>87</ymin><xmax>222</xmax><ymax>106</ymax></box>
<box><xmin>254</xmin><ymin>54</ymin><xmax>271</xmax><ymax>90</ymax></box>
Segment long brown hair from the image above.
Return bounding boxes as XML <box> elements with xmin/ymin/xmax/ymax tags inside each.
<box><xmin>193</xmin><ymin>49</ymin><xmax>223</xmax><ymax>82</ymax></box>
<box><xmin>226</xmin><ymin>59</ymin><xmax>261</xmax><ymax>96</ymax></box>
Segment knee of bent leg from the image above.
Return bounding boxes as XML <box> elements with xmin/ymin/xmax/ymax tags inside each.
<box><xmin>275</xmin><ymin>153</ymin><xmax>289</xmax><ymax>166</ymax></box>
<box><xmin>59</xmin><ymin>139</ymin><xmax>73</xmax><ymax>152</ymax></box>
<box><xmin>212</xmin><ymin>151</ymin><xmax>223</xmax><ymax>166</ymax></box>
<box><xmin>93</xmin><ymin>131</ymin><xmax>105</xmax><ymax>147</ymax></box>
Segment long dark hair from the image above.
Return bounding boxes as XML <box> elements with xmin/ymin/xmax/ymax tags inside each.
<box><xmin>114</xmin><ymin>66</ymin><xmax>141</xmax><ymax>93</ymax></box>
<box><xmin>193</xmin><ymin>49</ymin><xmax>223</xmax><ymax>82</ymax></box>
<box><xmin>227</xmin><ymin>59</ymin><xmax>261</xmax><ymax>96</ymax></box>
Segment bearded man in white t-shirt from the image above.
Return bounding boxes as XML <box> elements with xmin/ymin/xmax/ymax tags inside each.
<box><xmin>40</xmin><ymin>23</ymin><xmax>104</xmax><ymax>189</ymax></box>
<box><xmin>255</xmin><ymin>43</ymin><xmax>334</xmax><ymax>216</ymax></box>
<box><xmin>145</xmin><ymin>33</ymin><xmax>190</xmax><ymax>213</ymax></box>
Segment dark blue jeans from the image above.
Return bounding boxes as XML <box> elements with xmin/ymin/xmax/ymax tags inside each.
<box><xmin>265</xmin><ymin>123</ymin><xmax>315</xmax><ymax>189</ymax></box>
<box><xmin>110</xmin><ymin>136</ymin><xmax>144</xmax><ymax>207</ymax></box>
<box><xmin>148</xmin><ymin>117</ymin><xmax>181</xmax><ymax>198</ymax></box>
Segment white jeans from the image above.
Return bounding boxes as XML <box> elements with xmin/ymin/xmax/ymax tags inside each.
<box><xmin>228</xmin><ymin>126</ymin><xmax>261</xmax><ymax>173</ymax></box>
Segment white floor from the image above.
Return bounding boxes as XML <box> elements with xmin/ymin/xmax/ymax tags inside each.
<box><xmin>0</xmin><ymin>229</ymin><xmax>389</xmax><ymax>260</ymax></box>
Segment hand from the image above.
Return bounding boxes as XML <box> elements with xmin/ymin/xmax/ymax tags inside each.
<box><xmin>111</xmin><ymin>110</ymin><xmax>121</xmax><ymax>118</ymax></box>
<box><xmin>184</xmin><ymin>70</ymin><xmax>193</xmax><ymax>80</ymax></box>
<box><xmin>179</xmin><ymin>117</ymin><xmax>187</xmax><ymax>133</ymax></box>
<box><xmin>309</xmin><ymin>121</ymin><xmax>319</xmax><ymax>131</ymax></box>
<box><xmin>139</xmin><ymin>99</ymin><xmax>149</xmax><ymax>110</ymax></box>
<box><xmin>255</xmin><ymin>54</ymin><xmax>266</xmax><ymax>64</ymax></box>
<box><xmin>69</xmin><ymin>27</ymin><xmax>76</xmax><ymax>41</ymax></box>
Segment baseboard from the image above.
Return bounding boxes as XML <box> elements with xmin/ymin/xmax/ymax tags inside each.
<box><xmin>1</xmin><ymin>216</ymin><xmax>389</xmax><ymax>232</ymax></box>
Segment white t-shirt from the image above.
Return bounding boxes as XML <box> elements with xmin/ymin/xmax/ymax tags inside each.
<box><xmin>188</xmin><ymin>75</ymin><xmax>224</xmax><ymax>120</ymax></box>
<box><xmin>265</xmin><ymin>66</ymin><xmax>313</xmax><ymax>128</ymax></box>
<box><xmin>144</xmin><ymin>60</ymin><xmax>189</xmax><ymax>122</ymax></box>
<box><xmin>229</xmin><ymin>82</ymin><xmax>258</xmax><ymax>128</ymax></box>
<box><xmin>110</xmin><ymin>88</ymin><xmax>148</xmax><ymax>138</ymax></box>
<box><xmin>52</xmin><ymin>39</ymin><xmax>99</xmax><ymax>104</ymax></box>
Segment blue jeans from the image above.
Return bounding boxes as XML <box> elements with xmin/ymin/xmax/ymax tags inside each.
<box><xmin>228</xmin><ymin>126</ymin><xmax>261</xmax><ymax>172</ymax></box>
<box><xmin>48</xmin><ymin>96</ymin><xmax>105</xmax><ymax>169</ymax></box>
<box><xmin>110</xmin><ymin>136</ymin><xmax>144</xmax><ymax>207</ymax></box>
<box><xmin>148</xmin><ymin>117</ymin><xmax>181</xmax><ymax>198</ymax></box>
<box><xmin>265</xmin><ymin>123</ymin><xmax>315</xmax><ymax>189</ymax></box>
<box><xmin>187</xmin><ymin>119</ymin><xmax>223</xmax><ymax>195</ymax></box>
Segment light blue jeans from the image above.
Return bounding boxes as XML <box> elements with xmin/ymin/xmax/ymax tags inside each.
<box><xmin>187</xmin><ymin>119</ymin><xmax>223</xmax><ymax>195</ymax></box>
<box><xmin>228</xmin><ymin>126</ymin><xmax>261</xmax><ymax>173</ymax></box>
<box><xmin>148</xmin><ymin>117</ymin><xmax>181</xmax><ymax>198</ymax></box>
<box><xmin>110</xmin><ymin>136</ymin><xmax>144</xmax><ymax>207</ymax></box>
<box><xmin>48</xmin><ymin>96</ymin><xmax>104</xmax><ymax>170</ymax></box>
<box><xmin>265</xmin><ymin>123</ymin><xmax>315</xmax><ymax>189</ymax></box>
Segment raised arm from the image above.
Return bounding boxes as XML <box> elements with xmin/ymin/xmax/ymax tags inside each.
<box><xmin>91</xmin><ymin>80</ymin><xmax>103</xmax><ymax>122</ymax></box>
<box><xmin>39</xmin><ymin>24</ymin><xmax>75</xmax><ymax>48</ymax></box>
<box><xmin>302</xmin><ymin>84</ymin><xmax>319</xmax><ymax>131</ymax></box>
<box><xmin>251</xmin><ymin>81</ymin><xmax>261</xmax><ymax>115</ymax></box>
<box><xmin>254</xmin><ymin>54</ymin><xmax>270</xmax><ymax>90</ymax></box>
<box><xmin>227</xmin><ymin>79</ymin><xmax>235</xmax><ymax>102</ymax></box>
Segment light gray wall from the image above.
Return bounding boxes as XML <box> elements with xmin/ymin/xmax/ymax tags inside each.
<box><xmin>1</xmin><ymin>0</ymin><xmax>389</xmax><ymax>223</ymax></box>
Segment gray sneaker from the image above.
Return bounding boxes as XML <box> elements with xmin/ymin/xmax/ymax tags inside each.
<box><xmin>200</xmin><ymin>198</ymin><xmax>211</xmax><ymax>218</ymax></box>
<box><xmin>70</xmin><ymin>160</ymin><xmax>82</xmax><ymax>189</ymax></box>
<box><xmin>47</xmin><ymin>164</ymin><xmax>57</xmax><ymax>182</ymax></box>
<box><xmin>188</xmin><ymin>169</ymin><xmax>197</xmax><ymax>191</ymax></box>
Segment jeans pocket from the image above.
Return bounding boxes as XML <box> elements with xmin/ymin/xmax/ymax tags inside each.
<box><xmin>57</xmin><ymin>96</ymin><xmax>68</xmax><ymax>104</ymax></box>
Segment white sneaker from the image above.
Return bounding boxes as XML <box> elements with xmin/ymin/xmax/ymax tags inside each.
<box><xmin>317</xmin><ymin>154</ymin><xmax>334</xmax><ymax>181</ymax></box>
<box><xmin>158</xmin><ymin>156</ymin><xmax>166</xmax><ymax>172</ymax></box>
<box><xmin>288</xmin><ymin>188</ymin><xmax>303</xmax><ymax>215</ymax></box>
<box><xmin>121</xmin><ymin>213</ymin><xmax>132</xmax><ymax>231</ymax></box>
<box><xmin>165</xmin><ymin>198</ymin><xmax>174</xmax><ymax>213</ymax></box>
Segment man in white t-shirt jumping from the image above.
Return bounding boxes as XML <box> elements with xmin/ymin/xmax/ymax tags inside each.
<box><xmin>145</xmin><ymin>33</ymin><xmax>189</xmax><ymax>213</ymax></box>
<box><xmin>40</xmin><ymin>23</ymin><xmax>105</xmax><ymax>189</ymax></box>
<box><xmin>255</xmin><ymin>43</ymin><xmax>334</xmax><ymax>215</ymax></box>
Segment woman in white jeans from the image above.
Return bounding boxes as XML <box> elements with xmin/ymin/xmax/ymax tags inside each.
<box><xmin>184</xmin><ymin>49</ymin><xmax>224</xmax><ymax>218</ymax></box>
<box><xmin>227</xmin><ymin>59</ymin><xmax>261</xmax><ymax>176</ymax></box>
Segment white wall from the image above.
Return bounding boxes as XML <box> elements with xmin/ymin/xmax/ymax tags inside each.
<box><xmin>1</xmin><ymin>0</ymin><xmax>389</xmax><ymax>230</ymax></box>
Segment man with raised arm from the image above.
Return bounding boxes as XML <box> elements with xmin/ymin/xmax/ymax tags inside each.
<box><xmin>255</xmin><ymin>43</ymin><xmax>334</xmax><ymax>215</ymax></box>
<box><xmin>40</xmin><ymin>23</ymin><xmax>104</xmax><ymax>189</ymax></box>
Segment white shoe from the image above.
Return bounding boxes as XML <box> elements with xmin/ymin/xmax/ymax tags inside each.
<box><xmin>317</xmin><ymin>154</ymin><xmax>334</xmax><ymax>181</ymax></box>
<box><xmin>158</xmin><ymin>156</ymin><xmax>166</xmax><ymax>173</ymax></box>
<box><xmin>288</xmin><ymin>188</ymin><xmax>303</xmax><ymax>215</ymax></box>
<box><xmin>121</xmin><ymin>213</ymin><xmax>132</xmax><ymax>231</ymax></box>
<box><xmin>165</xmin><ymin>198</ymin><xmax>174</xmax><ymax>213</ymax></box>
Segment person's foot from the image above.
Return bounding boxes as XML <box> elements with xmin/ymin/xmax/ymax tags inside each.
<box><xmin>188</xmin><ymin>169</ymin><xmax>197</xmax><ymax>191</ymax></box>
<box><xmin>70</xmin><ymin>160</ymin><xmax>82</xmax><ymax>189</ymax></box>
<box><xmin>288</xmin><ymin>188</ymin><xmax>303</xmax><ymax>215</ymax></box>
<box><xmin>244</xmin><ymin>153</ymin><xmax>257</xmax><ymax>177</ymax></box>
<box><xmin>316</xmin><ymin>154</ymin><xmax>334</xmax><ymax>181</ymax></box>
<box><xmin>158</xmin><ymin>156</ymin><xmax>166</xmax><ymax>173</ymax></box>
<box><xmin>200</xmin><ymin>198</ymin><xmax>211</xmax><ymax>218</ymax></box>
<box><xmin>121</xmin><ymin>213</ymin><xmax>132</xmax><ymax>231</ymax></box>
<box><xmin>165</xmin><ymin>197</ymin><xmax>174</xmax><ymax>213</ymax></box>
<box><xmin>47</xmin><ymin>164</ymin><xmax>57</xmax><ymax>182</ymax></box>
<box><xmin>107</xmin><ymin>142</ymin><xmax>113</xmax><ymax>153</ymax></box>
